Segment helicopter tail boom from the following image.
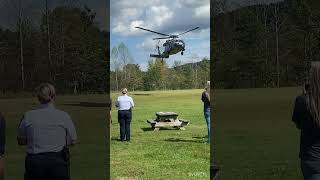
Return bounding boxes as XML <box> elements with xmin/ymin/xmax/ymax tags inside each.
<box><xmin>150</xmin><ymin>54</ymin><xmax>169</xmax><ymax>58</ymax></box>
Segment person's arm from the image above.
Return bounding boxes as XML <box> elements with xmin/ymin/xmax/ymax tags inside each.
<box><xmin>115</xmin><ymin>98</ymin><xmax>119</xmax><ymax>108</ymax></box>
<box><xmin>201</xmin><ymin>92</ymin><xmax>205</xmax><ymax>102</ymax></box>
<box><xmin>65</xmin><ymin>114</ymin><xmax>77</xmax><ymax>146</ymax></box>
<box><xmin>130</xmin><ymin>97</ymin><xmax>134</xmax><ymax>109</ymax></box>
<box><xmin>109</xmin><ymin>97</ymin><xmax>112</xmax><ymax>123</ymax></box>
<box><xmin>206</xmin><ymin>91</ymin><xmax>210</xmax><ymax>102</ymax></box>
<box><xmin>201</xmin><ymin>91</ymin><xmax>210</xmax><ymax>104</ymax></box>
<box><xmin>292</xmin><ymin>96</ymin><xmax>304</xmax><ymax>129</ymax></box>
<box><xmin>0</xmin><ymin>114</ymin><xmax>5</xmax><ymax>156</ymax></box>
<box><xmin>17</xmin><ymin>115</ymin><xmax>27</xmax><ymax>146</ymax></box>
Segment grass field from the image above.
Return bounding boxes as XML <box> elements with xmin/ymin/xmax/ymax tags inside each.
<box><xmin>0</xmin><ymin>95</ymin><xmax>108</xmax><ymax>180</ymax></box>
<box><xmin>214</xmin><ymin>87</ymin><xmax>303</xmax><ymax>180</ymax></box>
<box><xmin>110</xmin><ymin>89</ymin><xmax>210</xmax><ymax>180</ymax></box>
<box><xmin>1</xmin><ymin>87</ymin><xmax>302</xmax><ymax>179</ymax></box>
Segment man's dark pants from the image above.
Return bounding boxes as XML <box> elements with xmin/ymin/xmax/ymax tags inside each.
<box><xmin>301</xmin><ymin>160</ymin><xmax>320</xmax><ymax>180</ymax></box>
<box><xmin>24</xmin><ymin>151</ymin><xmax>69</xmax><ymax>180</ymax></box>
<box><xmin>118</xmin><ymin>110</ymin><xmax>132</xmax><ymax>141</ymax></box>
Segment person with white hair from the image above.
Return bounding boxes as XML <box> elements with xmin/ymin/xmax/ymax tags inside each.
<box><xmin>116</xmin><ymin>88</ymin><xmax>134</xmax><ymax>142</ymax></box>
<box><xmin>17</xmin><ymin>83</ymin><xmax>77</xmax><ymax>180</ymax></box>
<box><xmin>201</xmin><ymin>81</ymin><xmax>211</xmax><ymax>143</ymax></box>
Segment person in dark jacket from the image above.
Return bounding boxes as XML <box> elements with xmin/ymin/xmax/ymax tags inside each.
<box><xmin>0</xmin><ymin>113</ymin><xmax>5</xmax><ymax>180</ymax></box>
<box><xmin>292</xmin><ymin>62</ymin><xmax>320</xmax><ymax>180</ymax></box>
<box><xmin>201</xmin><ymin>81</ymin><xmax>211</xmax><ymax>143</ymax></box>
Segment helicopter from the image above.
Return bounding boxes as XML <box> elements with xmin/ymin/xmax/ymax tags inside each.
<box><xmin>135</xmin><ymin>26</ymin><xmax>199</xmax><ymax>58</ymax></box>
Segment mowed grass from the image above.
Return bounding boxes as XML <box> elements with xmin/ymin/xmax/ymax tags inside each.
<box><xmin>214</xmin><ymin>87</ymin><xmax>303</xmax><ymax>180</ymax></box>
<box><xmin>110</xmin><ymin>89</ymin><xmax>210</xmax><ymax>180</ymax></box>
<box><xmin>0</xmin><ymin>95</ymin><xmax>108</xmax><ymax>180</ymax></box>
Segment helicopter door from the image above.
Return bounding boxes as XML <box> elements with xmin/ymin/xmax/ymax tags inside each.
<box><xmin>163</xmin><ymin>41</ymin><xmax>171</xmax><ymax>53</ymax></box>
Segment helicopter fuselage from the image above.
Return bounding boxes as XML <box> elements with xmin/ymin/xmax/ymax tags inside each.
<box><xmin>135</xmin><ymin>26</ymin><xmax>198</xmax><ymax>59</ymax></box>
<box><xmin>162</xmin><ymin>39</ymin><xmax>185</xmax><ymax>56</ymax></box>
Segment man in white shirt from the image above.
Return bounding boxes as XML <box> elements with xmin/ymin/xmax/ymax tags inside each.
<box><xmin>115</xmin><ymin>88</ymin><xmax>134</xmax><ymax>141</ymax></box>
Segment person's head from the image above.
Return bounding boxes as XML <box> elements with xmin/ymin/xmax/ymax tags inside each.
<box><xmin>35</xmin><ymin>83</ymin><xmax>56</xmax><ymax>104</ymax></box>
<box><xmin>121</xmin><ymin>88</ymin><xmax>128</xmax><ymax>95</ymax></box>
<box><xmin>306</xmin><ymin>61</ymin><xmax>320</xmax><ymax>126</ymax></box>
<box><xmin>205</xmin><ymin>81</ymin><xmax>210</xmax><ymax>91</ymax></box>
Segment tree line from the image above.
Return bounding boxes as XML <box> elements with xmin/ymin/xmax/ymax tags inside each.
<box><xmin>212</xmin><ymin>0</ymin><xmax>320</xmax><ymax>89</ymax></box>
<box><xmin>0</xmin><ymin>3</ymin><xmax>108</xmax><ymax>95</ymax></box>
<box><xmin>110</xmin><ymin>43</ymin><xmax>210</xmax><ymax>91</ymax></box>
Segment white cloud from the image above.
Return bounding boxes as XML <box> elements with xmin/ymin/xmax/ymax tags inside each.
<box><xmin>122</xmin><ymin>8</ymin><xmax>140</xmax><ymax>17</ymax></box>
<box><xmin>130</xmin><ymin>20</ymin><xmax>145</xmax><ymax>32</ymax></box>
<box><xmin>181</xmin><ymin>0</ymin><xmax>208</xmax><ymax>7</ymax></box>
<box><xmin>194</xmin><ymin>4</ymin><xmax>210</xmax><ymax>18</ymax></box>
<box><xmin>111</xmin><ymin>0</ymin><xmax>210</xmax><ymax>37</ymax></box>
<box><xmin>113</xmin><ymin>22</ymin><xmax>127</xmax><ymax>33</ymax></box>
<box><xmin>146</xmin><ymin>6</ymin><xmax>173</xmax><ymax>27</ymax></box>
<box><xmin>136</xmin><ymin>38</ymin><xmax>156</xmax><ymax>51</ymax></box>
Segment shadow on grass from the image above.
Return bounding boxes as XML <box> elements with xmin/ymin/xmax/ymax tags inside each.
<box><xmin>63</xmin><ymin>102</ymin><xmax>108</xmax><ymax>107</ymax></box>
<box><xmin>192</xmin><ymin>136</ymin><xmax>208</xmax><ymax>139</ymax></box>
<box><xmin>110</xmin><ymin>137</ymin><xmax>128</xmax><ymax>142</ymax></box>
<box><xmin>132</xmin><ymin>93</ymin><xmax>151</xmax><ymax>96</ymax></box>
<box><xmin>141</xmin><ymin>127</ymin><xmax>154</xmax><ymax>132</ymax></box>
<box><xmin>141</xmin><ymin>127</ymin><xmax>184</xmax><ymax>132</ymax></box>
<box><xmin>164</xmin><ymin>138</ymin><xmax>206</xmax><ymax>143</ymax></box>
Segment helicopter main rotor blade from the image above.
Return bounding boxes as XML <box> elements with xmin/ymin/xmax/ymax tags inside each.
<box><xmin>178</xmin><ymin>27</ymin><xmax>200</xmax><ymax>36</ymax></box>
<box><xmin>135</xmin><ymin>27</ymin><xmax>170</xmax><ymax>36</ymax></box>
<box><xmin>153</xmin><ymin>37</ymin><xmax>171</xmax><ymax>40</ymax></box>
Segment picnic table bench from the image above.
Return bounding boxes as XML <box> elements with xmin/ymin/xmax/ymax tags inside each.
<box><xmin>147</xmin><ymin>112</ymin><xmax>189</xmax><ymax>131</ymax></box>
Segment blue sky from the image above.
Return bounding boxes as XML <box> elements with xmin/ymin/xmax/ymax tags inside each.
<box><xmin>110</xmin><ymin>0</ymin><xmax>210</xmax><ymax>71</ymax></box>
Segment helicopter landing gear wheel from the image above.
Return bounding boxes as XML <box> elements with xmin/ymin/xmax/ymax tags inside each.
<box><xmin>181</xmin><ymin>51</ymin><xmax>184</xmax><ymax>55</ymax></box>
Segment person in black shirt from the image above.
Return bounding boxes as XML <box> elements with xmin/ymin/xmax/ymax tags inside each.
<box><xmin>292</xmin><ymin>62</ymin><xmax>320</xmax><ymax>180</ymax></box>
<box><xmin>201</xmin><ymin>81</ymin><xmax>210</xmax><ymax>144</ymax></box>
<box><xmin>0</xmin><ymin>113</ymin><xmax>5</xmax><ymax>180</ymax></box>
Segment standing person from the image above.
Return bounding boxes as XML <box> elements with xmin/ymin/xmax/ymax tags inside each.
<box><xmin>0</xmin><ymin>113</ymin><xmax>5</xmax><ymax>180</ymax></box>
<box><xmin>108</xmin><ymin>96</ymin><xmax>112</xmax><ymax>138</ymax></box>
<box><xmin>17</xmin><ymin>83</ymin><xmax>77</xmax><ymax>180</ymax></box>
<box><xmin>115</xmin><ymin>88</ymin><xmax>134</xmax><ymax>142</ymax></box>
<box><xmin>201</xmin><ymin>81</ymin><xmax>211</xmax><ymax>144</ymax></box>
<box><xmin>292</xmin><ymin>62</ymin><xmax>320</xmax><ymax>180</ymax></box>
<box><xmin>109</xmin><ymin>96</ymin><xmax>112</xmax><ymax>124</ymax></box>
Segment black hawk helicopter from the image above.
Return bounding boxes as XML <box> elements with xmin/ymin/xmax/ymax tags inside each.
<box><xmin>135</xmin><ymin>26</ymin><xmax>199</xmax><ymax>58</ymax></box>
